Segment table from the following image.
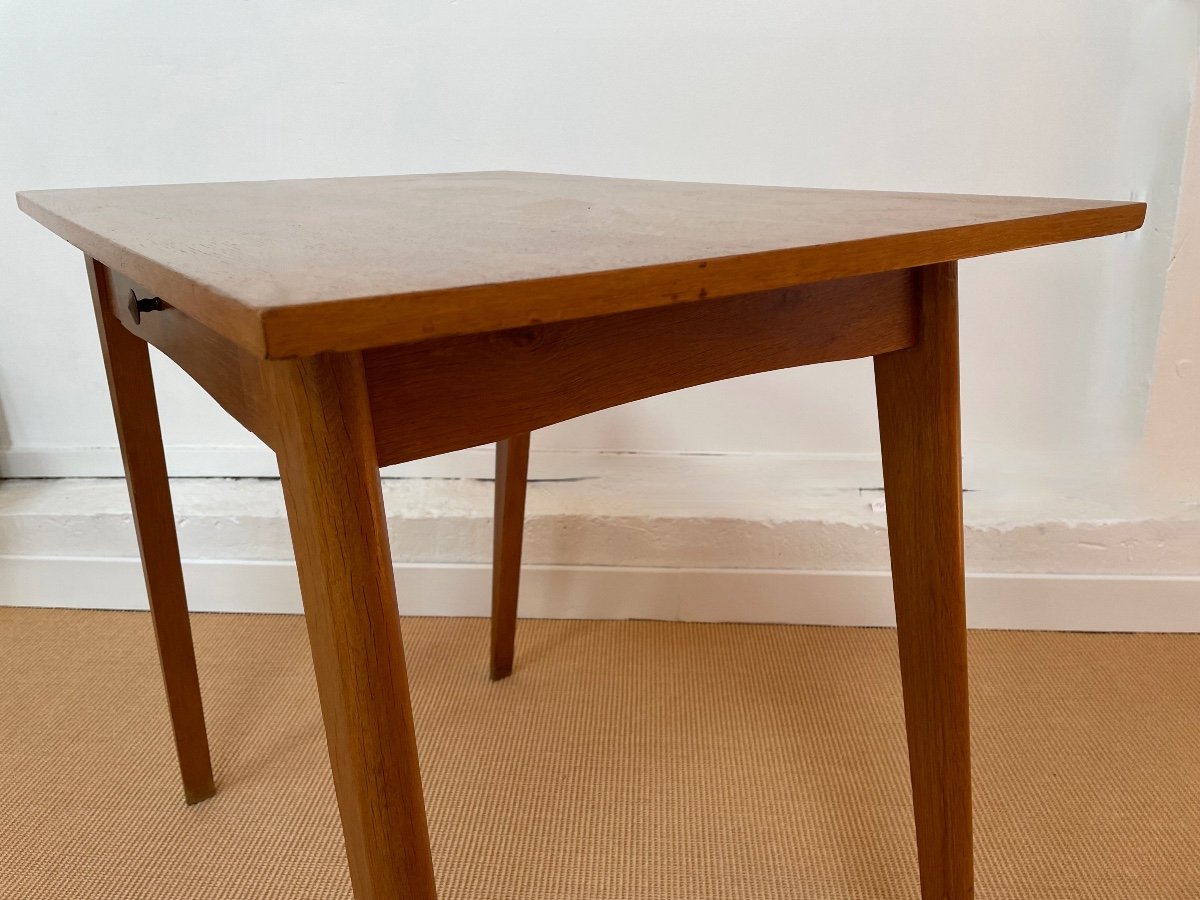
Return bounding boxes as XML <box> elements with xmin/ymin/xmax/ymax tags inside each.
<box><xmin>17</xmin><ymin>172</ymin><xmax>1144</xmax><ymax>899</ymax></box>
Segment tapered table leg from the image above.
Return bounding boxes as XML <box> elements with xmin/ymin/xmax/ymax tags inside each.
<box><xmin>490</xmin><ymin>432</ymin><xmax>530</xmax><ymax>680</ymax></box>
<box><xmin>268</xmin><ymin>351</ymin><xmax>437</xmax><ymax>900</ymax></box>
<box><xmin>874</xmin><ymin>262</ymin><xmax>973</xmax><ymax>899</ymax></box>
<box><xmin>86</xmin><ymin>256</ymin><xmax>215</xmax><ymax>805</ymax></box>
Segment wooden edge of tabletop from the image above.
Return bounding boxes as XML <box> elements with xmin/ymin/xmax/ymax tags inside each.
<box><xmin>259</xmin><ymin>202</ymin><xmax>1144</xmax><ymax>358</ymax></box>
<box><xmin>18</xmin><ymin>189</ymin><xmax>1145</xmax><ymax>361</ymax></box>
<box><xmin>16</xmin><ymin>192</ymin><xmax>269</xmax><ymax>357</ymax></box>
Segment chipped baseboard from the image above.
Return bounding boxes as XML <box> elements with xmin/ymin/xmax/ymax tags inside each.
<box><xmin>2</xmin><ymin>451</ymin><xmax>1199</xmax><ymax>629</ymax></box>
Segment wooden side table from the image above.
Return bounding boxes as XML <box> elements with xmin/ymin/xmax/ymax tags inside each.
<box><xmin>17</xmin><ymin>172</ymin><xmax>1144</xmax><ymax>899</ymax></box>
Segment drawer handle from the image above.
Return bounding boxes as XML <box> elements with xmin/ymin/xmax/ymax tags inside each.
<box><xmin>127</xmin><ymin>290</ymin><xmax>163</xmax><ymax>324</ymax></box>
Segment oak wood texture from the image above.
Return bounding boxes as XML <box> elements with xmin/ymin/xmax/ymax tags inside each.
<box><xmin>18</xmin><ymin>172</ymin><xmax>1145</xmax><ymax>358</ymax></box>
<box><xmin>490</xmin><ymin>433</ymin><xmax>531</xmax><ymax>680</ymax></box>
<box><xmin>874</xmin><ymin>262</ymin><xmax>973</xmax><ymax>899</ymax></box>
<box><xmin>267</xmin><ymin>351</ymin><xmax>437</xmax><ymax>900</ymax></box>
<box><xmin>365</xmin><ymin>270</ymin><xmax>917</xmax><ymax>465</ymax></box>
<box><xmin>86</xmin><ymin>256</ymin><xmax>215</xmax><ymax>806</ymax></box>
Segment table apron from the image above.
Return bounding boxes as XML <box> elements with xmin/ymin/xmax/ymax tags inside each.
<box><xmin>363</xmin><ymin>268</ymin><xmax>918</xmax><ymax>466</ymax></box>
<box><xmin>95</xmin><ymin>260</ymin><xmax>918</xmax><ymax>467</ymax></box>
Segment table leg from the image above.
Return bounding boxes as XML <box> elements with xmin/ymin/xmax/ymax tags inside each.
<box><xmin>86</xmin><ymin>257</ymin><xmax>215</xmax><ymax>805</ymax></box>
<box><xmin>873</xmin><ymin>262</ymin><xmax>973</xmax><ymax>899</ymax></box>
<box><xmin>490</xmin><ymin>432</ymin><xmax>530</xmax><ymax>680</ymax></box>
<box><xmin>268</xmin><ymin>352</ymin><xmax>437</xmax><ymax>900</ymax></box>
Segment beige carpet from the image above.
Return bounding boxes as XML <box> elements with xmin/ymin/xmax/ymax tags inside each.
<box><xmin>0</xmin><ymin>608</ymin><xmax>1197</xmax><ymax>899</ymax></box>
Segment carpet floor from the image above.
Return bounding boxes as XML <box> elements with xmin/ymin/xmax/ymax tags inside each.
<box><xmin>0</xmin><ymin>607</ymin><xmax>1197</xmax><ymax>899</ymax></box>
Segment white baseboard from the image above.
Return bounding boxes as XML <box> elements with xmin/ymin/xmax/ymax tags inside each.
<box><xmin>0</xmin><ymin>445</ymin><xmax>500</xmax><ymax>479</ymax></box>
<box><xmin>3</xmin><ymin>555</ymin><xmax>1200</xmax><ymax>632</ymax></box>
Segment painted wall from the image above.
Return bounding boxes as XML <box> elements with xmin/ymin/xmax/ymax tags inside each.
<box><xmin>0</xmin><ymin>0</ymin><xmax>1195</xmax><ymax>484</ymax></box>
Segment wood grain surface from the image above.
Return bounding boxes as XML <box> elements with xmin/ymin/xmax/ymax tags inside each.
<box><xmin>365</xmin><ymin>270</ymin><xmax>916</xmax><ymax>465</ymax></box>
<box><xmin>19</xmin><ymin>172</ymin><xmax>1144</xmax><ymax>358</ymax></box>
<box><xmin>87</xmin><ymin>256</ymin><xmax>215</xmax><ymax>806</ymax></box>
<box><xmin>490</xmin><ymin>433</ymin><xmax>531</xmax><ymax>681</ymax></box>
<box><xmin>874</xmin><ymin>262</ymin><xmax>973</xmax><ymax>899</ymax></box>
<box><xmin>268</xmin><ymin>352</ymin><xmax>437</xmax><ymax>899</ymax></box>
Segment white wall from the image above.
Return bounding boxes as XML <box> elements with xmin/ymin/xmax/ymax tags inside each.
<box><xmin>0</xmin><ymin>0</ymin><xmax>1195</xmax><ymax>485</ymax></box>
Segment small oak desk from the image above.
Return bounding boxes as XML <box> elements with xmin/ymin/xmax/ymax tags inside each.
<box><xmin>17</xmin><ymin>172</ymin><xmax>1144</xmax><ymax>899</ymax></box>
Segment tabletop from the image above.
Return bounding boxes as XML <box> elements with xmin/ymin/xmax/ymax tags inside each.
<box><xmin>17</xmin><ymin>171</ymin><xmax>1145</xmax><ymax>358</ymax></box>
